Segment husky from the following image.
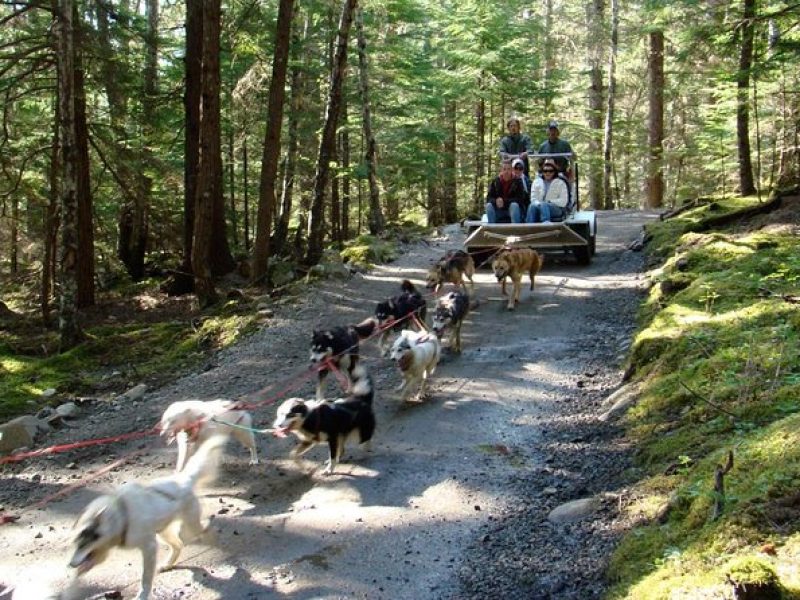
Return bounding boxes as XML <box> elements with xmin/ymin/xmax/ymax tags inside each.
<box><xmin>425</xmin><ymin>249</ymin><xmax>475</xmax><ymax>295</ymax></box>
<box><xmin>67</xmin><ymin>434</ymin><xmax>226</xmax><ymax>600</ymax></box>
<box><xmin>374</xmin><ymin>279</ymin><xmax>427</xmax><ymax>355</ymax></box>
<box><xmin>431</xmin><ymin>290</ymin><xmax>470</xmax><ymax>353</ymax></box>
<box><xmin>388</xmin><ymin>329</ymin><xmax>441</xmax><ymax>401</ymax></box>
<box><xmin>310</xmin><ymin>319</ymin><xmax>377</xmax><ymax>400</ymax></box>
<box><xmin>159</xmin><ymin>399</ymin><xmax>258</xmax><ymax>471</ymax></box>
<box><xmin>272</xmin><ymin>363</ymin><xmax>375</xmax><ymax>475</ymax></box>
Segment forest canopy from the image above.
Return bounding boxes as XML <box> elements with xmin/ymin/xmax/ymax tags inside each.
<box><xmin>0</xmin><ymin>0</ymin><xmax>798</xmax><ymax>336</ymax></box>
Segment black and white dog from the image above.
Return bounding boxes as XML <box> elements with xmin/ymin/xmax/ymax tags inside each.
<box><xmin>272</xmin><ymin>364</ymin><xmax>375</xmax><ymax>475</ymax></box>
<box><xmin>310</xmin><ymin>318</ymin><xmax>377</xmax><ymax>400</ymax></box>
<box><xmin>431</xmin><ymin>290</ymin><xmax>470</xmax><ymax>354</ymax></box>
<box><xmin>374</xmin><ymin>279</ymin><xmax>427</xmax><ymax>355</ymax></box>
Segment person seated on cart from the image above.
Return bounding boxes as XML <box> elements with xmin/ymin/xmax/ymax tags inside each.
<box><xmin>526</xmin><ymin>159</ymin><xmax>570</xmax><ymax>223</ymax></box>
<box><xmin>512</xmin><ymin>158</ymin><xmax>532</xmax><ymax>210</ymax></box>
<box><xmin>499</xmin><ymin>117</ymin><xmax>533</xmax><ymax>175</ymax></box>
<box><xmin>485</xmin><ymin>160</ymin><xmax>526</xmax><ymax>223</ymax></box>
<box><xmin>537</xmin><ymin>119</ymin><xmax>575</xmax><ymax>177</ymax></box>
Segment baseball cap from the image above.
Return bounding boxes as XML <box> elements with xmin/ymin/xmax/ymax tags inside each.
<box><xmin>547</xmin><ymin>120</ymin><xmax>559</xmax><ymax>130</ymax></box>
<box><xmin>512</xmin><ymin>158</ymin><xmax>524</xmax><ymax>170</ymax></box>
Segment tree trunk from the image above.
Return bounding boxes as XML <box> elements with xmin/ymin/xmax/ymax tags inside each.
<box><xmin>442</xmin><ymin>100</ymin><xmax>458</xmax><ymax>223</ymax></box>
<box><xmin>168</xmin><ymin>0</ymin><xmax>203</xmax><ymax>296</ymax></box>
<box><xmin>602</xmin><ymin>0</ymin><xmax>618</xmax><ymax>209</ymax></box>
<box><xmin>272</xmin><ymin>13</ymin><xmax>306</xmax><ymax>257</ymax></box>
<box><xmin>474</xmin><ymin>87</ymin><xmax>485</xmax><ymax>217</ymax></box>
<box><xmin>97</xmin><ymin>1</ymin><xmax>148</xmax><ymax>281</ymax></box>
<box><xmin>585</xmin><ymin>0</ymin><xmax>605</xmax><ymax>210</ymax></box>
<box><xmin>243</xmin><ymin>138</ymin><xmax>250</xmax><ymax>251</ymax></box>
<box><xmin>341</xmin><ymin>95</ymin><xmax>351</xmax><ymax>240</ymax></box>
<box><xmin>646</xmin><ymin>30</ymin><xmax>665</xmax><ymax>209</ymax></box>
<box><xmin>56</xmin><ymin>0</ymin><xmax>82</xmax><ymax>349</ymax></box>
<box><xmin>10</xmin><ymin>196</ymin><xmax>18</xmax><ymax>274</ymax></box>
<box><xmin>71</xmin><ymin>4</ymin><xmax>94</xmax><ymax>309</ymax></box>
<box><xmin>542</xmin><ymin>0</ymin><xmax>554</xmax><ymax>115</ymax></box>
<box><xmin>306</xmin><ymin>0</ymin><xmax>358</xmax><ymax>266</ymax></box>
<box><xmin>228</xmin><ymin>122</ymin><xmax>238</xmax><ymax>251</ymax></box>
<box><xmin>192</xmin><ymin>0</ymin><xmax>224</xmax><ymax>307</ymax></box>
<box><xmin>42</xmin><ymin>93</ymin><xmax>60</xmax><ymax>326</ymax></box>
<box><xmin>331</xmin><ymin>141</ymin><xmax>341</xmax><ymax>243</ymax></box>
<box><xmin>736</xmin><ymin>0</ymin><xmax>757</xmax><ymax>195</ymax></box>
<box><xmin>355</xmin><ymin>7</ymin><xmax>384</xmax><ymax>236</ymax></box>
<box><xmin>251</xmin><ymin>0</ymin><xmax>295</xmax><ymax>283</ymax></box>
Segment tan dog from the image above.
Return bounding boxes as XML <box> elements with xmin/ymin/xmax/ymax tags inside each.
<box><xmin>426</xmin><ymin>249</ymin><xmax>475</xmax><ymax>295</ymax></box>
<box><xmin>491</xmin><ymin>248</ymin><xmax>543</xmax><ymax>310</ymax></box>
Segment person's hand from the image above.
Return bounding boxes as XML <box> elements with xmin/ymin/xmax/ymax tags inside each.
<box><xmin>496</xmin><ymin>198</ymin><xmax>504</xmax><ymax>208</ymax></box>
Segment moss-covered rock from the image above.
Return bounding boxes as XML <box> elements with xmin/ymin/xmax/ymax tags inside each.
<box><xmin>724</xmin><ymin>556</ymin><xmax>781</xmax><ymax>600</ymax></box>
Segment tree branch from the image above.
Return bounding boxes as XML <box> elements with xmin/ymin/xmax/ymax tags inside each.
<box><xmin>679</xmin><ymin>381</ymin><xmax>738</xmax><ymax>420</ymax></box>
<box><xmin>712</xmin><ymin>450</ymin><xmax>734</xmax><ymax>521</ymax></box>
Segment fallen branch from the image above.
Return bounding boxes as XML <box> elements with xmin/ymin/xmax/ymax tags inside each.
<box><xmin>712</xmin><ymin>450</ymin><xmax>734</xmax><ymax>521</ymax></box>
<box><xmin>679</xmin><ymin>381</ymin><xmax>738</xmax><ymax>421</ymax></box>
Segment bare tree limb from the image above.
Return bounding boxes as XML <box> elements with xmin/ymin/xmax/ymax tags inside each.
<box><xmin>679</xmin><ymin>381</ymin><xmax>739</xmax><ymax>420</ymax></box>
<box><xmin>712</xmin><ymin>450</ymin><xmax>734</xmax><ymax>521</ymax></box>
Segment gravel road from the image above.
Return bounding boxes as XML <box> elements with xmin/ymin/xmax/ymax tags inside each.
<box><xmin>0</xmin><ymin>209</ymin><xmax>660</xmax><ymax>600</ymax></box>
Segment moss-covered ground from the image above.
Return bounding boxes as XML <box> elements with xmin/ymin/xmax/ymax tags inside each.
<box><xmin>607</xmin><ymin>192</ymin><xmax>800</xmax><ymax>599</ymax></box>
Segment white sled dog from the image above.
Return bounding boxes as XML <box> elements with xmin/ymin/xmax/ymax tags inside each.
<box><xmin>159</xmin><ymin>399</ymin><xmax>258</xmax><ymax>471</ymax></box>
<box><xmin>66</xmin><ymin>434</ymin><xmax>226</xmax><ymax>600</ymax></box>
<box><xmin>389</xmin><ymin>329</ymin><xmax>441</xmax><ymax>401</ymax></box>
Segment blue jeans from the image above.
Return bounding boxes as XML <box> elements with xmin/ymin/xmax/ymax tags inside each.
<box><xmin>526</xmin><ymin>202</ymin><xmax>565</xmax><ymax>223</ymax></box>
<box><xmin>485</xmin><ymin>201</ymin><xmax>522</xmax><ymax>224</ymax></box>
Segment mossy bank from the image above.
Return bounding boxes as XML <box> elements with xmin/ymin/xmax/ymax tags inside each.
<box><xmin>607</xmin><ymin>190</ymin><xmax>800</xmax><ymax>599</ymax></box>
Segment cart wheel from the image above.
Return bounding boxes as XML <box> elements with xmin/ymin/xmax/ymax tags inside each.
<box><xmin>574</xmin><ymin>245</ymin><xmax>591</xmax><ymax>265</ymax></box>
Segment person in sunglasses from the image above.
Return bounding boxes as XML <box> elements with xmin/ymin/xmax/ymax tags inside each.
<box><xmin>526</xmin><ymin>159</ymin><xmax>570</xmax><ymax>223</ymax></box>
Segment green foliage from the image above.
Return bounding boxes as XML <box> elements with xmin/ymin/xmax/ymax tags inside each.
<box><xmin>0</xmin><ymin>291</ymin><xmax>262</xmax><ymax>421</ymax></box>
<box><xmin>340</xmin><ymin>234</ymin><xmax>397</xmax><ymax>270</ymax></box>
<box><xmin>608</xmin><ymin>194</ymin><xmax>800</xmax><ymax>598</ymax></box>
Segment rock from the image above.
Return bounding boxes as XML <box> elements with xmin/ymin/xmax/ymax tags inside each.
<box><xmin>598</xmin><ymin>382</ymin><xmax>642</xmax><ymax>422</ymax></box>
<box><xmin>0</xmin><ymin>420</ymin><xmax>34</xmax><ymax>455</ymax></box>
<box><xmin>40</xmin><ymin>388</ymin><xmax>57</xmax><ymax>398</ymax></box>
<box><xmin>36</xmin><ymin>407</ymin><xmax>56</xmax><ymax>420</ymax></box>
<box><xmin>120</xmin><ymin>384</ymin><xmax>147</xmax><ymax>402</ymax></box>
<box><xmin>226</xmin><ymin>288</ymin><xmax>248</xmax><ymax>301</ymax></box>
<box><xmin>547</xmin><ymin>497</ymin><xmax>599</xmax><ymax>524</ymax></box>
<box><xmin>258</xmin><ymin>307</ymin><xmax>274</xmax><ymax>318</ymax></box>
<box><xmin>46</xmin><ymin>414</ymin><xmax>65</xmax><ymax>428</ymax></box>
<box><xmin>6</xmin><ymin>415</ymin><xmax>51</xmax><ymax>438</ymax></box>
<box><xmin>269</xmin><ymin>259</ymin><xmax>297</xmax><ymax>288</ymax></box>
<box><xmin>55</xmin><ymin>402</ymin><xmax>79</xmax><ymax>419</ymax></box>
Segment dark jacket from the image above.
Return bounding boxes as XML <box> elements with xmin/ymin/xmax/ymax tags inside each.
<box><xmin>486</xmin><ymin>177</ymin><xmax>527</xmax><ymax>223</ymax></box>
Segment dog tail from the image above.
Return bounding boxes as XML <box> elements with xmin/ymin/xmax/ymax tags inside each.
<box><xmin>353</xmin><ymin>317</ymin><xmax>378</xmax><ymax>340</ymax></box>
<box><xmin>178</xmin><ymin>432</ymin><xmax>228</xmax><ymax>489</ymax></box>
<box><xmin>349</xmin><ymin>363</ymin><xmax>374</xmax><ymax>405</ymax></box>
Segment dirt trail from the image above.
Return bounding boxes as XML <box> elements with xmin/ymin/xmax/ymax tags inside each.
<box><xmin>0</xmin><ymin>210</ymin><xmax>660</xmax><ymax>600</ymax></box>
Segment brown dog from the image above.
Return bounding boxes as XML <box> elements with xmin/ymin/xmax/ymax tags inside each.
<box><xmin>491</xmin><ymin>248</ymin><xmax>543</xmax><ymax>310</ymax></box>
<box><xmin>426</xmin><ymin>249</ymin><xmax>475</xmax><ymax>295</ymax></box>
